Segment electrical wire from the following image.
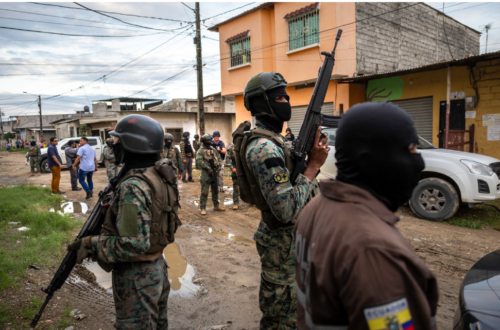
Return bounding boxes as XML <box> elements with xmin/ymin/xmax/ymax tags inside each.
<box><xmin>203</xmin><ymin>2</ymin><xmax>256</xmax><ymax>21</ymax></box>
<box><xmin>126</xmin><ymin>68</ymin><xmax>195</xmax><ymax>97</ymax></box>
<box><xmin>0</xmin><ymin>26</ymin><xmax>168</xmax><ymax>37</ymax></box>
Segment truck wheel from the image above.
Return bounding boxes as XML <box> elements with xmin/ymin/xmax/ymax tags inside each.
<box><xmin>409</xmin><ymin>178</ymin><xmax>459</xmax><ymax>221</ymax></box>
<box><xmin>41</xmin><ymin>159</ymin><xmax>50</xmax><ymax>173</ymax></box>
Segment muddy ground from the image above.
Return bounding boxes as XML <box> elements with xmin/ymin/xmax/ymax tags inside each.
<box><xmin>1</xmin><ymin>151</ymin><xmax>499</xmax><ymax>330</ymax></box>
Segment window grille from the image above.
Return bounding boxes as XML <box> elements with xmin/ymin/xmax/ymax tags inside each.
<box><xmin>287</xmin><ymin>9</ymin><xmax>319</xmax><ymax>51</ymax></box>
<box><xmin>230</xmin><ymin>37</ymin><xmax>251</xmax><ymax>67</ymax></box>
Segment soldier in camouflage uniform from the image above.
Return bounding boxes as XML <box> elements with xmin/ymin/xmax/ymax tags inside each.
<box><xmin>225</xmin><ymin>143</ymin><xmax>240</xmax><ymax>210</ymax></box>
<box><xmin>103</xmin><ymin>138</ymin><xmax>120</xmax><ymax>182</ymax></box>
<box><xmin>28</xmin><ymin>140</ymin><xmax>41</xmax><ymax>176</ymax></box>
<box><xmin>68</xmin><ymin>115</ymin><xmax>175</xmax><ymax>330</ymax></box>
<box><xmin>161</xmin><ymin>133</ymin><xmax>183</xmax><ymax>180</ymax></box>
<box><xmin>193</xmin><ymin>134</ymin><xmax>201</xmax><ymax>170</ymax></box>
<box><xmin>196</xmin><ymin>134</ymin><xmax>225</xmax><ymax>215</ymax></box>
<box><xmin>242</xmin><ymin>72</ymin><xmax>329</xmax><ymax>329</ymax></box>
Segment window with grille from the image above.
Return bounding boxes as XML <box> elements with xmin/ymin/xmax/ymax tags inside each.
<box><xmin>230</xmin><ymin>37</ymin><xmax>251</xmax><ymax>67</ymax></box>
<box><xmin>287</xmin><ymin>9</ymin><xmax>319</xmax><ymax>51</ymax></box>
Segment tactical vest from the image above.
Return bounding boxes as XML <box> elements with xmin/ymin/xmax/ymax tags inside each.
<box><xmin>233</xmin><ymin>121</ymin><xmax>319</xmax><ymax>231</ymax></box>
<box><xmin>163</xmin><ymin>147</ymin><xmax>177</xmax><ymax>166</ymax></box>
<box><xmin>100</xmin><ymin>159</ymin><xmax>181</xmax><ymax>263</ymax></box>
<box><xmin>201</xmin><ymin>147</ymin><xmax>219</xmax><ymax>169</ymax></box>
<box><xmin>103</xmin><ymin>146</ymin><xmax>115</xmax><ymax>163</ymax></box>
<box><xmin>28</xmin><ymin>146</ymin><xmax>39</xmax><ymax>157</ymax></box>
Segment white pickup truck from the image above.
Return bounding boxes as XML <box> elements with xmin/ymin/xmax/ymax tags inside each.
<box><xmin>30</xmin><ymin>137</ymin><xmax>105</xmax><ymax>173</ymax></box>
<box><xmin>321</xmin><ymin>128</ymin><xmax>500</xmax><ymax>221</ymax></box>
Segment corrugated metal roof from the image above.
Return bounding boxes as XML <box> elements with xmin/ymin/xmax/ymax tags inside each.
<box><xmin>335</xmin><ymin>50</ymin><xmax>500</xmax><ymax>82</ymax></box>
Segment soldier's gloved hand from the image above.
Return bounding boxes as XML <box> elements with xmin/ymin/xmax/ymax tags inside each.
<box><xmin>67</xmin><ymin>236</ymin><xmax>93</xmax><ymax>264</ymax></box>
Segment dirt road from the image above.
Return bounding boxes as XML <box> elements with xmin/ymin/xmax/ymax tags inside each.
<box><xmin>1</xmin><ymin>151</ymin><xmax>499</xmax><ymax>330</ymax></box>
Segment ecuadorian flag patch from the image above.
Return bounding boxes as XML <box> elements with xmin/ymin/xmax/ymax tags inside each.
<box><xmin>364</xmin><ymin>297</ymin><xmax>414</xmax><ymax>330</ymax></box>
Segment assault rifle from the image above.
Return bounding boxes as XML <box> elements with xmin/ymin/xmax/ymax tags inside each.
<box><xmin>289</xmin><ymin>29</ymin><xmax>343</xmax><ymax>185</ymax></box>
<box><xmin>207</xmin><ymin>158</ymin><xmax>218</xmax><ymax>190</ymax></box>
<box><xmin>30</xmin><ymin>168</ymin><xmax>124</xmax><ymax>328</ymax></box>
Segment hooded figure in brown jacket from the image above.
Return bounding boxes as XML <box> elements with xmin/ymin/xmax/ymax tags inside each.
<box><xmin>294</xmin><ymin>102</ymin><xmax>438</xmax><ymax>330</ymax></box>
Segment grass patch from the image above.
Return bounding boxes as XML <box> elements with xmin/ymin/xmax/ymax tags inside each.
<box><xmin>0</xmin><ymin>147</ymin><xmax>28</xmax><ymax>154</ymax></box>
<box><xmin>0</xmin><ymin>185</ymin><xmax>81</xmax><ymax>291</ymax></box>
<box><xmin>447</xmin><ymin>199</ymin><xmax>500</xmax><ymax>229</ymax></box>
<box><xmin>57</xmin><ymin>304</ymin><xmax>74</xmax><ymax>328</ymax></box>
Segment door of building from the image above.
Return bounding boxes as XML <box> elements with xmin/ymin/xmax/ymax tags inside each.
<box><xmin>438</xmin><ymin>99</ymin><xmax>466</xmax><ymax>148</ymax></box>
<box><xmin>287</xmin><ymin>102</ymin><xmax>333</xmax><ymax>138</ymax></box>
<box><xmin>390</xmin><ymin>97</ymin><xmax>433</xmax><ymax>143</ymax></box>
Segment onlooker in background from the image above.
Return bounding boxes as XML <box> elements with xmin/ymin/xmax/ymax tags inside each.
<box><xmin>285</xmin><ymin>128</ymin><xmax>295</xmax><ymax>141</ymax></box>
<box><xmin>39</xmin><ymin>141</ymin><xmax>43</xmax><ymax>148</ymax></box>
<box><xmin>6</xmin><ymin>142</ymin><xmax>11</xmax><ymax>152</ymax></box>
<box><xmin>65</xmin><ymin>140</ymin><xmax>82</xmax><ymax>191</ymax></box>
<box><xmin>25</xmin><ymin>141</ymin><xmax>29</xmax><ymax>149</ymax></box>
<box><xmin>180</xmin><ymin>131</ymin><xmax>194</xmax><ymax>183</ymax></box>
<box><xmin>28</xmin><ymin>139</ymin><xmax>41</xmax><ymax>177</ymax></box>
<box><xmin>72</xmin><ymin>137</ymin><xmax>97</xmax><ymax>199</ymax></box>
<box><xmin>48</xmin><ymin>137</ymin><xmax>65</xmax><ymax>195</ymax></box>
<box><xmin>15</xmin><ymin>139</ymin><xmax>20</xmax><ymax>150</ymax></box>
<box><xmin>20</xmin><ymin>139</ymin><xmax>24</xmax><ymax>150</ymax></box>
<box><xmin>103</xmin><ymin>138</ymin><xmax>119</xmax><ymax>182</ymax></box>
<box><xmin>193</xmin><ymin>134</ymin><xmax>201</xmax><ymax>170</ymax></box>
<box><xmin>211</xmin><ymin>131</ymin><xmax>226</xmax><ymax>192</ymax></box>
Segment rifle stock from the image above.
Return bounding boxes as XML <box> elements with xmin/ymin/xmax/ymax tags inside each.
<box><xmin>290</xmin><ymin>29</ymin><xmax>343</xmax><ymax>184</ymax></box>
<box><xmin>30</xmin><ymin>167</ymin><xmax>124</xmax><ymax>328</ymax></box>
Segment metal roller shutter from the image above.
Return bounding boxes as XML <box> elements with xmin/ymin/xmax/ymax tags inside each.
<box><xmin>389</xmin><ymin>97</ymin><xmax>433</xmax><ymax>142</ymax></box>
<box><xmin>287</xmin><ymin>102</ymin><xmax>333</xmax><ymax>137</ymax></box>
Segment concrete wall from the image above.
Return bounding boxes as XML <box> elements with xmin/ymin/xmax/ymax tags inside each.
<box><xmin>205</xmin><ymin>114</ymin><xmax>234</xmax><ymax>145</ymax></box>
<box><xmin>359</xmin><ymin>58</ymin><xmax>500</xmax><ymax>160</ymax></box>
<box><xmin>355</xmin><ymin>3</ymin><xmax>480</xmax><ymax>75</ymax></box>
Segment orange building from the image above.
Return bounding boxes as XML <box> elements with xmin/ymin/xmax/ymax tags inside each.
<box><xmin>208</xmin><ymin>2</ymin><xmax>479</xmax><ymax>133</ymax></box>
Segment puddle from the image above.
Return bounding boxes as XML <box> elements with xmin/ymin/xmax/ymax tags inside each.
<box><xmin>84</xmin><ymin>243</ymin><xmax>200</xmax><ymax>298</ymax></box>
<box><xmin>194</xmin><ymin>198</ymin><xmax>233</xmax><ymax>207</ymax></box>
<box><xmin>50</xmin><ymin>202</ymin><xmax>88</xmax><ymax>215</ymax></box>
<box><xmin>203</xmin><ymin>227</ymin><xmax>254</xmax><ymax>244</ymax></box>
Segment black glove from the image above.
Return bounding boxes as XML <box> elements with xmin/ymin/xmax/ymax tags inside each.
<box><xmin>67</xmin><ymin>236</ymin><xmax>93</xmax><ymax>264</ymax></box>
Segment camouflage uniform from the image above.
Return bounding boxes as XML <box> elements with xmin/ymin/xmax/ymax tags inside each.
<box><xmin>160</xmin><ymin>146</ymin><xmax>184</xmax><ymax>173</ymax></box>
<box><xmin>193</xmin><ymin>139</ymin><xmax>201</xmax><ymax>169</ymax></box>
<box><xmin>103</xmin><ymin>146</ymin><xmax>120</xmax><ymax>182</ymax></box>
<box><xmin>28</xmin><ymin>144</ymin><xmax>41</xmax><ymax>173</ymax></box>
<box><xmin>91</xmin><ymin>176</ymin><xmax>169</xmax><ymax>329</ymax></box>
<box><xmin>226</xmin><ymin>144</ymin><xmax>240</xmax><ymax>206</ymax></box>
<box><xmin>196</xmin><ymin>144</ymin><xmax>222</xmax><ymax>210</ymax></box>
<box><xmin>246</xmin><ymin>123</ymin><xmax>316</xmax><ymax>330</ymax></box>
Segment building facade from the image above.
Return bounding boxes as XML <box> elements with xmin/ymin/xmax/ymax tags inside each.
<box><xmin>208</xmin><ymin>2</ymin><xmax>480</xmax><ymax>132</ymax></box>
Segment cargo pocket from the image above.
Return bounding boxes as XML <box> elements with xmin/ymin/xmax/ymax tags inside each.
<box><xmin>259</xmin><ymin>280</ymin><xmax>294</xmax><ymax>318</ymax></box>
<box><xmin>115</xmin><ymin>316</ymin><xmax>152</xmax><ymax>330</ymax></box>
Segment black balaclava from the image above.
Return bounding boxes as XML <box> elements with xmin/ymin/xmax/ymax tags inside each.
<box><xmin>165</xmin><ymin>140</ymin><xmax>172</xmax><ymax>148</ymax></box>
<box><xmin>203</xmin><ymin>140</ymin><xmax>211</xmax><ymax>148</ymax></box>
<box><xmin>30</xmin><ymin>141</ymin><xmax>36</xmax><ymax>147</ymax></box>
<box><xmin>250</xmin><ymin>87</ymin><xmax>291</xmax><ymax>134</ymax></box>
<box><xmin>335</xmin><ymin>102</ymin><xmax>425</xmax><ymax>212</ymax></box>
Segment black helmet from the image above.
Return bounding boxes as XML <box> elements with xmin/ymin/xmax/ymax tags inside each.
<box><xmin>194</xmin><ymin>134</ymin><xmax>199</xmax><ymax>139</ymax></box>
<box><xmin>213</xmin><ymin>131</ymin><xmax>220</xmax><ymax>137</ymax></box>
<box><xmin>109</xmin><ymin>114</ymin><xmax>163</xmax><ymax>154</ymax></box>
<box><xmin>183</xmin><ymin>131</ymin><xmax>190</xmax><ymax>138</ymax></box>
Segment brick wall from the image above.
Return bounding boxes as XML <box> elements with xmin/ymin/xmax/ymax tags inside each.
<box><xmin>355</xmin><ymin>2</ymin><xmax>480</xmax><ymax>75</ymax></box>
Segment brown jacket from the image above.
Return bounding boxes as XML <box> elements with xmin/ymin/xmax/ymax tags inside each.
<box><xmin>294</xmin><ymin>179</ymin><xmax>438</xmax><ymax>330</ymax></box>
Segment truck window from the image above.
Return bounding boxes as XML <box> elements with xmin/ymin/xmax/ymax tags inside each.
<box><xmin>88</xmin><ymin>139</ymin><xmax>98</xmax><ymax>146</ymax></box>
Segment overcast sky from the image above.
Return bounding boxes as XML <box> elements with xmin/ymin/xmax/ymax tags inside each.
<box><xmin>0</xmin><ymin>1</ymin><xmax>499</xmax><ymax>118</ymax></box>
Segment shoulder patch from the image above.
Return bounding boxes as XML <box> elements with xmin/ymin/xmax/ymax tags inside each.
<box><xmin>265</xmin><ymin>157</ymin><xmax>285</xmax><ymax>169</ymax></box>
<box><xmin>364</xmin><ymin>297</ymin><xmax>413</xmax><ymax>330</ymax></box>
<box><xmin>273</xmin><ymin>172</ymin><xmax>289</xmax><ymax>184</ymax></box>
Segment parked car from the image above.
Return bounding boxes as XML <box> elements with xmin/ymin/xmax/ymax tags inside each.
<box><xmin>27</xmin><ymin>137</ymin><xmax>105</xmax><ymax>173</ymax></box>
<box><xmin>453</xmin><ymin>249</ymin><xmax>500</xmax><ymax>330</ymax></box>
<box><xmin>320</xmin><ymin>127</ymin><xmax>500</xmax><ymax>221</ymax></box>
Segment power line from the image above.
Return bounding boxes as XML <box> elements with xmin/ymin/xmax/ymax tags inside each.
<box><xmin>73</xmin><ymin>2</ymin><xmax>187</xmax><ymax>32</ymax></box>
<box><xmin>30</xmin><ymin>2</ymin><xmax>191</xmax><ymax>23</ymax></box>
<box><xmin>0</xmin><ymin>26</ymin><xmax>168</xmax><ymax>38</ymax></box>
<box><xmin>126</xmin><ymin>68</ymin><xmax>195</xmax><ymax>97</ymax></box>
<box><xmin>445</xmin><ymin>2</ymin><xmax>491</xmax><ymax>14</ymax></box>
<box><xmin>0</xmin><ymin>67</ymin><xmax>195</xmax><ymax>76</ymax></box>
<box><xmin>203</xmin><ymin>2</ymin><xmax>256</xmax><ymax>21</ymax></box>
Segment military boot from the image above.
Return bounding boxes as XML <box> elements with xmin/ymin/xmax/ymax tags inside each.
<box><xmin>214</xmin><ymin>206</ymin><xmax>225</xmax><ymax>211</ymax></box>
<box><xmin>233</xmin><ymin>205</ymin><xmax>239</xmax><ymax>210</ymax></box>
<box><xmin>201</xmin><ymin>209</ymin><xmax>207</xmax><ymax>215</ymax></box>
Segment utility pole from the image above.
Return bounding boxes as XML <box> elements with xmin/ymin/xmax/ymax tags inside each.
<box><xmin>480</xmin><ymin>22</ymin><xmax>493</xmax><ymax>53</ymax></box>
<box><xmin>195</xmin><ymin>2</ymin><xmax>205</xmax><ymax>136</ymax></box>
<box><xmin>0</xmin><ymin>108</ymin><xmax>4</xmax><ymax>149</ymax></box>
<box><xmin>38</xmin><ymin>96</ymin><xmax>43</xmax><ymax>143</ymax></box>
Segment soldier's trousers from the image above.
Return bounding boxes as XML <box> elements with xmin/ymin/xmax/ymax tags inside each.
<box><xmin>29</xmin><ymin>157</ymin><xmax>40</xmax><ymax>173</ymax></box>
<box><xmin>254</xmin><ymin>221</ymin><xmax>297</xmax><ymax>330</ymax></box>
<box><xmin>112</xmin><ymin>258</ymin><xmax>170</xmax><ymax>330</ymax></box>
<box><xmin>200</xmin><ymin>174</ymin><xmax>219</xmax><ymax>209</ymax></box>
<box><xmin>105</xmin><ymin>162</ymin><xmax>120</xmax><ymax>182</ymax></box>
<box><xmin>231</xmin><ymin>174</ymin><xmax>239</xmax><ymax>205</ymax></box>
